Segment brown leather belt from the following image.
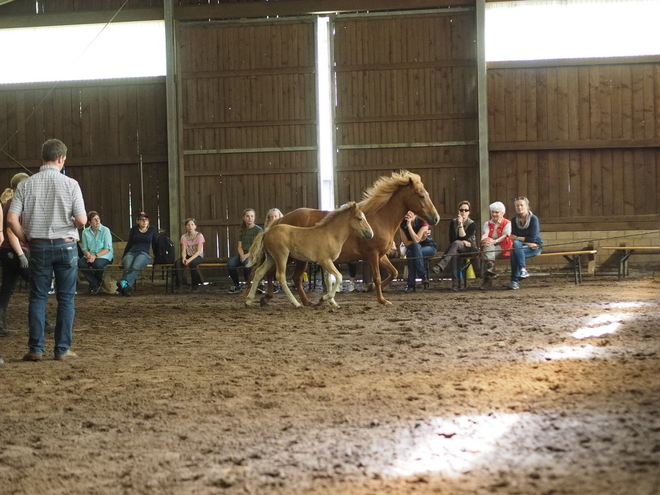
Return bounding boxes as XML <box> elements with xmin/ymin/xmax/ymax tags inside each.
<box><xmin>31</xmin><ymin>238</ymin><xmax>75</xmax><ymax>242</ymax></box>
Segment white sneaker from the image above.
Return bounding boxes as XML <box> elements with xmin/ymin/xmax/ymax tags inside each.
<box><xmin>519</xmin><ymin>268</ymin><xmax>529</xmax><ymax>279</ymax></box>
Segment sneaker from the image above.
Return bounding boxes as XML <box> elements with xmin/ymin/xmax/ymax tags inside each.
<box><xmin>507</xmin><ymin>281</ymin><xmax>520</xmax><ymax>290</ymax></box>
<box><xmin>22</xmin><ymin>351</ymin><xmax>43</xmax><ymax>362</ymax></box>
<box><xmin>48</xmin><ymin>287</ymin><xmax>55</xmax><ymax>295</ymax></box>
<box><xmin>273</xmin><ymin>284</ymin><xmax>281</xmax><ymax>294</ymax></box>
<box><xmin>403</xmin><ymin>285</ymin><xmax>416</xmax><ymax>293</ymax></box>
<box><xmin>54</xmin><ymin>350</ymin><xmax>78</xmax><ymax>361</ymax></box>
<box><xmin>123</xmin><ymin>285</ymin><xmax>133</xmax><ymax>297</ymax></box>
<box><xmin>432</xmin><ymin>264</ymin><xmax>441</xmax><ymax>275</ymax></box>
<box><xmin>519</xmin><ymin>268</ymin><xmax>529</xmax><ymax>279</ymax></box>
<box><xmin>256</xmin><ymin>285</ymin><xmax>266</xmax><ymax>295</ymax></box>
<box><xmin>116</xmin><ymin>280</ymin><xmax>125</xmax><ymax>295</ymax></box>
<box><xmin>228</xmin><ymin>285</ymin><xmax>241</xmax><ymax>294</ymax></box>
<box><xmin>88</xmin><ymin>285</ymin><xmax>101</xmax><ymax>294</ymax></box>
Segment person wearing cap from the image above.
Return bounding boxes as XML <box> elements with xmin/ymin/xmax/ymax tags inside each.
<box><xmin>8</xmin><ymin>139</ymin><xmax>87</xmax><ymax>361</ymax></box>
<box><xmin>117</xmin><ymin>212</ymin><xmax>157</xmax><ymax>296</ymax></box>
<box><xmin>479</xmin><ymin>201</ymin><xmax>512</xmax><ymax>290</ymax></box>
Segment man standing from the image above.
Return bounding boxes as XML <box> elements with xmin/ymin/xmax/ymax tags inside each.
<box><xmin>8</xmin><ymin>139</ymin><xmax>87</xmax><ymax>361</ymax></box>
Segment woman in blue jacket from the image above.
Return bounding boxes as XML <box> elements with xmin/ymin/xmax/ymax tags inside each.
<box><xmin>508</xmin><ymin>197</ymin><xmax>542</xmax><ymax>290</ymax></box>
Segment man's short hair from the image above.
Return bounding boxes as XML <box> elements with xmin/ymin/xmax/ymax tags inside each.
<box><xmin>42</xmin><ymin>139</ymin><xmax>67</xmax><ymax>163</ymax></box>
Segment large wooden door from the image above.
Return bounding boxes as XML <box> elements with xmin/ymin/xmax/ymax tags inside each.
<box><xmin>177</xmin><ymin>19</ymin><xmax>318</xmax><ymax>257</ymax></box>
<box><xmin>333</xmin><ymin>10</ymin><xmax>479</xmax><ymax>232</ymax></box>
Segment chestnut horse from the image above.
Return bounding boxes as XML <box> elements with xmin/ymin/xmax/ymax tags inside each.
<box><xmin>245</xmin><ymin>202</ymin><xmax>373</xmax><ymax>308</ymax></box>
<box><xmin>252</xmin><ymin>170</ymin><xmax>439</xmax><ymax>306</ymax></box>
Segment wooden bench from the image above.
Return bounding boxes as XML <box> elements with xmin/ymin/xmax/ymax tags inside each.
<box><xmin>164</xmin><ymin>262</ymin><xmax>228</xmax><ymax>293</ymax></box>
<box><xmin>447</xmin><ymin>249</ymin><xmax>598</xmax><ymax>287</ymax></box>
<box><xmin>601</xmin><ymin>246</ymin><xmax>660</xmax><ymax>279</ymax></box>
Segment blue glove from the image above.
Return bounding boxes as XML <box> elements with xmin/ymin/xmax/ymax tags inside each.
<box><xmin>18</xmin><ymin>254</ymin><xmax>29</xmax><ymax>269</ymax></box>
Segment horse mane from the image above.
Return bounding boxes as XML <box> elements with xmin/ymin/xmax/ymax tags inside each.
<box><xmin>316</xmin><ymin>202</ymin><xmax>353</xmax><ymax>228</ymax></box>
<box><xmin>358</xmin><ymin>170</ymin><xmax>420</xmax><ymax>215</ymax></box>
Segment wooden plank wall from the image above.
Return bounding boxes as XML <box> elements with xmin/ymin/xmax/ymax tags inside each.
<box><xmin>333</xmin><ymin>10</ymin><xmax>479</xmax><ymax>243</ymax></box>
<box><xmin>0</xmin><ymin>78</ymin><xmax>168</xmax><ymax>241</ymax></box>
<box><xmin>488</xmin><ymin>61</ymin><xmax>660</xmax><ymax>231</ymax></box>
<box><xmin>177</xmin><ymin>20</ymin><xmax>318</xmax><ymax>258</ymax></box>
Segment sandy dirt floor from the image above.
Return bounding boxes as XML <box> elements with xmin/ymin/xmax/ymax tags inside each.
<box><xmin>0</xmin><ymin>273</ymin><xmax>659</xmax><ymax>495</ymax></box>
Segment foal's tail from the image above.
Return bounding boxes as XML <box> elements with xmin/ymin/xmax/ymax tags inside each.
<box><xmin>247</xmin><ymin>231</ymin><xmax>266</xmax><ymax>268</ymax></box>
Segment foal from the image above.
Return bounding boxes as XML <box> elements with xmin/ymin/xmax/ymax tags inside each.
<box><xmin>245</xmin><ymin>202</ymin><xmax>373</xmax><ymax>308</ymax></box>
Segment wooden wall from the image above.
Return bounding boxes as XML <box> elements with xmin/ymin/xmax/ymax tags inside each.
<box><xmin>177</xmin><ymin>19</ymin><xmax>318</xmax><ymax>258</ymax></box>
<box><xmin>0</xmin><ymin>78</ymin><xmax>168</xmax><ymax>241</ymax></box>
<box><xmin>334</xmin><ymin>10</ymin><xmax>479</xmax><ymax>229</ymax></box>
<box><xmin>488</xmin><ymin>60</ymin><xmax>660</xmax><ymax>232</ymax></box>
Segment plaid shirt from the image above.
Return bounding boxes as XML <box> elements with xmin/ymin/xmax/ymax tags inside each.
<box><xmin>9</xmin><ymin>165</ymin><xmax>86</xmax><ymax>240</ymax></box>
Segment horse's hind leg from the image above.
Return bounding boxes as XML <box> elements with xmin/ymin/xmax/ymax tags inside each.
<box><xmin>318</xmin><ymin>261</ymin><xmax>342</xmax><ymax>308</ymax></box>
<box><xmin>260</xmin><ymin>268</ymin><xmax>276</xmax><ymax>307</ymax></box>
<box><xmin>245</xmin><ymin>257</ymin><xmax>273</xmax><ymax>307</ymax></box>
<box><xmin>275</xmin><ymin>257</ymin><xmax>302</xmax><ymax>308</ymax></box>
<box><xmin>292</xmin><ymin>261</ymin><xmax>312</xmax><ymax>306</ymax></box>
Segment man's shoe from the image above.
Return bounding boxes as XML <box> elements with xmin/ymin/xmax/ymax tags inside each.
<box><xmin>507</xmin><ymin>281</ymin><xmax>520</xmax><ymax>290</ymax></box>
<box><xmin>22</xmin><ymin>352</ymin><xmax>42</xmax><ymax>362</ymax></box>
<box><xmin>519</xmin><ymin>268</ymin><xmax>529</xmax><ymax>279</ymax></box>
<box><xmin>54</xmin><ymin>350</ymin><xmax>77</xmax><ymax>361</ymax></box>
<box><xmin>228</xmin><ymin>285</ymin><xmax>241</xmax><ymax>294</ymax></box>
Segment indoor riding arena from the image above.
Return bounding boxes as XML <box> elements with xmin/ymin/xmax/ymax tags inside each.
<box><xmin>0</xmin><ymin>1</ymin><xmax>659</xmax><ymax>495</ymax></box>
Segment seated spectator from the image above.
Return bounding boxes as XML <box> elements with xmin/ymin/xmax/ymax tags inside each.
<box><xmin>400</xmin><ymin>210</ymin><xmax>436</xmax><ymax>292</ymax></box>
<box><xmin>227</xmin><ymin>208</ymin><xmax>263</xmax><ymax>294</ymax></box>
<box><xmin>117</xmin><ymin>212</ymin><xmax>157</xmax><ymax>296</ymax></box>
<box><xmin>264</xmin><ymin>208</ymin><xmax>283</xmax><ymax>230</ymax></box>
<box><xmin>480</xmin><ymin>201</ymin><xmax>512</xmax><ymax>290</ymax></box>
<box><xmin>173</xmin><ymin>218</ymin><xmax>205</xmax><ymax>293</ymax></box>
<box><xmin>432</xmin><ymin>200</ymin><xmax>478</xmax><ymax>291</ymax></box>
<box><xmin>508</xmin><ymin>196</ymin><xmax>543</xmax><ymax>290</ymax></box>
<box><xmin>78</xmin><ymin>211</ymin><xmax>114</xmax><ymax>294</ymax></box>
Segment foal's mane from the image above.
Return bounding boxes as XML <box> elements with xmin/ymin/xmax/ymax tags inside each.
<box><xmin>358</xmin><ymin>170</ymin><xmax>420</xmax><ymax>215</ymax></box>
<box><xmin>316</xmin><ymin>202</ymin><xmax>353</xmax><ymax>227</ymax></box>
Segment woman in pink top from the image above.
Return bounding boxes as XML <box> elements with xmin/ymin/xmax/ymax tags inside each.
<box><xmin>173</xmin><ymin>218</ymin><xmax>205</xmax><ymax>293</ymax></box>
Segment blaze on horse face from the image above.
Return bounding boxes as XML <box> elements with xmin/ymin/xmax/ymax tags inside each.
<box><xmin>408</xmin><ymin>178</ymin><xmax>440</xmax><ymax>226</ymax></box>
<box><xmin>351</xmin><ymin>206</ymin><xmax>374</xmax><ymax>240</ymax></box>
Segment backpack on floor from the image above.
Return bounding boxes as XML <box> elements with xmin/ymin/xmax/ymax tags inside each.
<box><xmin>155</xmin><ymin>232</ymin><xmax>175</xmax><ymax>265</ymax></box>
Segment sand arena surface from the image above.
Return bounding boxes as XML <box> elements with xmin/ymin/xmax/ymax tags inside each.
<box><xmin>1</xmin><ymin>275</ymin><xmax>659</xmax><ymax>495</ymax></box>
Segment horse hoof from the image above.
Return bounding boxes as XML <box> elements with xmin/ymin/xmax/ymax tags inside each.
<box><xmin>379</xmin><ymin>298</ymin><xmax>392</xmax><ymax>306</ymax></box>
<box><xmin>244</xmin><ymin>300</ymin><xmax>253</xmax><ymax>308</ymax></box>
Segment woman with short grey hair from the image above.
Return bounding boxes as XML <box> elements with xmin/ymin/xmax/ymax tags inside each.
<box><xmin>479</xmin><ymin>201</ymin><xmax>512</xmax><ymax>290</ymax></box>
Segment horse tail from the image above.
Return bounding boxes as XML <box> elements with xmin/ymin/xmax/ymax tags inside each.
<box><xmin>247</xmin><ymin>231</ymin><xmax>266</xmax><ymax>268</ymax></box>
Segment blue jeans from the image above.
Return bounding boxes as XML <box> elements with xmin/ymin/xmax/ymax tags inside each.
<box><xmin>510</xmin><ymin>240</ymin><xmax>542</xmax><ymax>282</ymax></box>
<box><xmin>405</xmin><ymin>243</ymin><xmax>437</xmax><ymax>286</ymax></box>
<box><xmin>122</xmin><ymin>251</ymin><xmax>151</xmax><ymax>286</ymax></box>
<box><xmin>78</xmin><ymin>256</ymin><xmax>112</xmax><ymax>288</ymax></box>
<box><xmin>28</xmin><ymin>240</ymin><xmax>78</xmax><ymax>356</ymax></box>
<box><xmin>227</xmin><ymin>254</ymin><xmax>251</xmax><ymax>286</ymax></box>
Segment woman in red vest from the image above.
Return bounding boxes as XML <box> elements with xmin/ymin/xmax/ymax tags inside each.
<box><xmin>479</xmin><ymin>201</ymin><xmax>512</xmax><ymax>290</ymax></box>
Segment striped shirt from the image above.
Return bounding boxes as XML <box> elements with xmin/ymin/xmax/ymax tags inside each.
<box><xmin>9</xmin><ymin>165</ymin><xmax>86</xmax><ymax>240</ymax></box>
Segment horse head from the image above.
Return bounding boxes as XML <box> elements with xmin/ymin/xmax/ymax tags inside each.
<box><xmin>346</xmin><ymin>201</ymin><xmax>374</xmax><ymax>240</ymax></box>
<box><xmin>401</xmin><ymin>172</ymin><xmax>440</xmax><ymax>226</ymax></box>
